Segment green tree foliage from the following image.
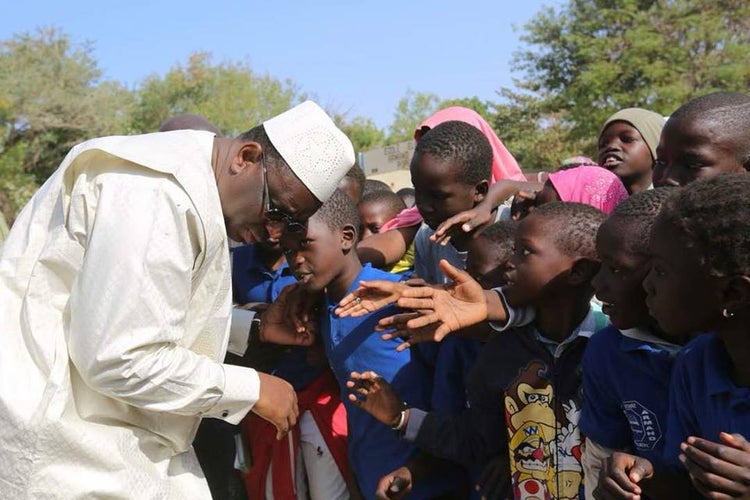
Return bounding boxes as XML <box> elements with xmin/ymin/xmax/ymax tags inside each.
<box><xmin>386</xmin><ymin>90</ymin><xmax>441</xmax><ymax>144</ymax></box>
<box><xmin>333</xmin><ymin>114</ymin><xmax>385</xmax><ymax>152</ymax></box>
<box><xmin>131</xmin><ymin>52</ymin><xmax>304</xmax><ymax>136</ymax></box>
<box><xmin>0</xmin><ymin>27</ymin><xmax>134</xmax><ymax>221</ymax></box>
<box><xmin>505</xmin><ymin>0</ymin><xmax>750</xmax><ymax>167</ymax></box>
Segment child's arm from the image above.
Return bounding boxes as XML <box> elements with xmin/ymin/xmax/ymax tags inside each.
<box><xmin>680</xmin><ymin>432</ymin><xmax>750</xmax><ymax>498</ymax></box>
<box><xmin>593</xmin><ymin>451</ymin><xmax>654</xmax><ymax>500</ymax></box>
<box><xmin>429</xmin><ymin>179</ymin><xmax>542</xmax><ymax>246</ymax></box>
<box><xmin>594</xmin><ymin>452</ymin><xmax>698</xmax><ymax>500</ymax></box>
<box><xmin>347</xmin><ymin>362</ymin><xmax>506</xmax><ymax>467</ymax></box>
<box><xmin>357</xmin><ymin>225</ymin><xmax>419</xmax><ymax>269</ymax></box>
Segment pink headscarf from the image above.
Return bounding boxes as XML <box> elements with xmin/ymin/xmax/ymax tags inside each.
<box><xmin>380</xmin><ymin>106</ymin><xmax>525</xmax><ymax>231</ymax></box>
<box><xmin>415</xmin><ymin>106</ymin><xmax>526</xmax><ymax>184</ymax></box>
<box><xmin>548</xmin><ymin>165</ymin><xmax>629</xmax><ymax>214</ymax></box>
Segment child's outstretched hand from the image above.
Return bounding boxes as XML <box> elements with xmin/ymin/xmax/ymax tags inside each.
<box><xmin>346</xmin><ymin>371</ymin><xmax>405</xmax><ymax>428</ymax></box>
<box><xmin>594</xmin><ymin>451</ymin><xmax>653</xmax><ymax>500</ymax></box>
<box><xmin>680</xmin><ymin>432</ymin><xmax>750</xmax><ymax>499</ymax></box>
<box><xmin>375</xmin><ymin>467</ymin><xmax>412</xmax><ymax>499</ymax></box>
<box><xmin>335</xmin><ymin>279</ymin><xmax>426</xmax><ymax>318</ymax></box>
<box><xmin>376</xmin><ymin>260</ymin><xmax>488</xmax><ymax>349</ymax></box>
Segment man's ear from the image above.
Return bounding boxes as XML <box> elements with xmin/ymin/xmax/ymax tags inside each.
<box><xmin>473</xmin><ymin>179</ymin><xmax>490</xmax><ymax>204</ymax></box>
<box><xmin>569</xmin><ymin>258</ymin><xmax>601</xmax><ymax>286</ymax></box>
<box><xmin>231</xmin><ymin>141</ymin><xmax>263</xmax><ymax>174</ymax></box>
<box><xmin>721</xmin><ymin>275</ymin><xmax>750</xmax><ymax>316</ymax></box>
<box><xmin>341</xmin><ymin>224</ymin><xmax>358</xmax><ymax>252</ymax></box>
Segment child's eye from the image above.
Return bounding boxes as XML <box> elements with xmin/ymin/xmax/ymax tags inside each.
<box><xmin>522</xmin><ymin>248</ymin><xmax>532</xmax><ymax>257</ymax></box>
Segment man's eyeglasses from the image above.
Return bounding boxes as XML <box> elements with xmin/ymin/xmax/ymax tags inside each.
<box><xmin>261</xmin><ymin>156</ymin><xmax>307</xmax><ymax>234</ymax></box>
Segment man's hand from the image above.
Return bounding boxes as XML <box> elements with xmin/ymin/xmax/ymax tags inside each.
<box><xmin>285</xmin><ymin>282</ymin><xmax>324</xmax><ymax>334</ymax></box>
<box><xmin>594</xmin><ymin>451</ymin><xmax>653</xmax><ymax>500</ymax></box>
<box><xmin>377</xmin><ymin>260</ymin><xmax>488</xmax><ymax>349</ymax></box>
<box><xmin>346</xmin><ymin>371</ymin><xmax>404</xmax><ymax>427</ymax></box>
<box><xmin>335</xmin><ymin>279</ymin><xmax>426</xmax><ymax>318</ymax></box>
<box><xmin>251</xmin><ymin>372</ymin><xmax>299</xmax><ymax>440</ymax></box>
<box><xmin>259</xmin><ymin>284</ymin><xmax>316</xmax><ymax>346</ymax></box>
<box><xmin>680</xmin><ymin>432</ymin><xmax>750</xmax><ymax>499</ymax></box>
<box><xmin>375</xmin><ymin>467</ymin><xmax>413</xmax><ymax>499</ymax></box>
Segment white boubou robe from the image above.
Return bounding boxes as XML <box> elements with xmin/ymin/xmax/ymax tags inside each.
<box><xmin>0</xmin><ymin>130</ymin><xmax>260</xmax><ymax>498</ymax></box>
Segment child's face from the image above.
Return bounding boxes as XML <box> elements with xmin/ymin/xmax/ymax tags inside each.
<box><xmin>591</xmin><ymin>217</ymin><xmax>652</xmax><ymax>330</ymax></box>
<box><xmin>643</xmin><ymin>215</ymin><xmax>723</xmax><ymax>337</ymax></box>
<box><xmin>410</xmin><ymin>152</ymin><xmax>485</xmax><ymax>230</ymax></box>
<box><xmin>503</xmin><ymin>214</ymin><xmax>577</xmax><ymax>307</ymax></box>
<box><xmin>654</xmin><ymin>117</ymin><xmax>745</xmax><ymax>187</ymax></box>
<box><xmin>465</xmin><ymin>237</ymin><xmax>512</xmax><ymax>289</ymax></box>
<box><xmin>598</xmin><ymin>121</ymin><xmax>654</xmax><ymax>184</ymax></box>
<box><xmin>358</xmin><ymin>201</ymin><xmax>396</xmax><ymax>240</ymax></box>
<box><xmin>282</xmin><ymin>216</ymin><xmax>349</xmax><ymax>293</ymax></box>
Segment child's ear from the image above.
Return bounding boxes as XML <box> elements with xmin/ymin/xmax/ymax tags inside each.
<box><xmin>473</xmin><ymin>179</ymin><xmax>490</xmax><ymax>203</ymax></box>
<box><xmin>721</xmin><ymin>275</ymin><xmax>750</xmax><ymax>316</ymax></box>
<box><xmin>341</xmin><ymin>224</ymin><xmax>358</xmax><ymax>252</ymax></box>
<box><xmin>568</xmin><ymin>258</ymin><xmax>601</xmax><ymax>286</ymax></box>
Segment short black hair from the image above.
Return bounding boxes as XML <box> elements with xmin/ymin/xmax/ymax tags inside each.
<box><xmin>363</xmin><ymin>178</ymin><xmax>393</xmax><ymax>195</ymax></box>
<box><xmin>237</xmin><ymin>125</ymin><xmax>288</xmax><ymax>172</ymax></box>
<box><xmin>414</xmin><ymin>120</ymin><xmax>492</xmax><ymax>185</ymax></box>
<box><xmin>530</xmin><ymin>202</ymin><xmax>606</xmax><ymax>260</ymax></box>
<box><xmin>475</xmin><ymin>220</ymin><xmax>518</xmax><ymax>262</ymax></box>
<box><xmin>314</xmin><ymin>188</ymin><xmax>360</xmax><ymax>236</ymax></box>
<box><xmin>358</xmin><ymin>190</ymin><xmax>406</xmax><ymax>219</ymax></box>
<box><xmin>345</xmin><ymin>164</ymin><xmax>366</xmax><ymax>194</ymax></box>
<box><xmin>670</xmin><ymin>92</ymin><xmax>750</xmax><ymax>168</ymax></box>
<box><xmin>606</xmin><ymin>188</ymin><xmax>676</xmax><ymax>255</ymax></box>
<box><xmin>659</xmin><ymin>173</ymin><xmax>750</xmax><ymax>276</ymax></box>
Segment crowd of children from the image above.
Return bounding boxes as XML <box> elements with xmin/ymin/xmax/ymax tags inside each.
<box><xmin>224</xmin><ymin>90</ymin><xmax>750</xmax><ymax>499</ymax></box>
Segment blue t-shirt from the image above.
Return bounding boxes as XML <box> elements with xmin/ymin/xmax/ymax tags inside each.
<box><xmin>580</xmin><ymin>326</ymin><xmax>675</xmax><ymax>465</ymax></box>
<box><xmin>231</xmin><ymin>244</ymin><xmax>297</xmax><ymax>304</ymax></box>
<box><xmin>232</xmin><ymin>244</ymin><xmax>321</xmax><ymax>391</ymax></box>
<box><xmin>322</xmin><ymin>264</ymin><xmax>453</xmax><ymax>499</ymax></box>
<box><xmin>664</xmin><ymin>333</ymin><xmax>750</xmax><ymax>466</ymax></box>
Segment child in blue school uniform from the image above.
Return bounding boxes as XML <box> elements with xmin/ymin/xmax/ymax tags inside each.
<box><xmin>279</xmin><ymin>188</ymin><xmax>459</xmax><ymax>499</ymax></box>
<box><xmin>348</xmin><ymin>202</ymin><xmax>608</xmax><ymax>500</ymax></box>
<box><xmin>596</xmin><ymin>174</ymin><xmax>750</xmax><ymax>499</ymax></box>
<box><xmin>578</xmin><ymin>188</ymin><xmax>689</xmax><ymax>498</ymax></box>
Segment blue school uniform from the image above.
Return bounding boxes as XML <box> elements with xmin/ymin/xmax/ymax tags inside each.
<box><xmin>580</xmin><ymin>326</ymin><xmax>678</xmax><ymax>465</ymax></box>
<box><xmin>231</xmin><ymin>244</ymin><xmax>321</xmax><ymax>390</ymax></box>
<box><xmin>664</xmin><ymin>333</ymin><xmax>750</xmax><ymax>466</ymax></box>
<box><xmin>231</xmin><ymin>244</ymin><xmax>297</xmax><ymax>304</ymax></box>
<box><xmin>321</xmin><ymin>264</ymin><xmax>453</xmax><ymax>499</ymax></box>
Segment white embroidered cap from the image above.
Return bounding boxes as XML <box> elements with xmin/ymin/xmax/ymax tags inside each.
<box><xmin>263</xmin><ymin>100</ymin><xmax>355</xmax><ymax>202</ymax></box>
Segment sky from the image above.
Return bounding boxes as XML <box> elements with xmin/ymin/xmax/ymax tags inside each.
<box><xmin>1</xmin><ymin>0</ymin><xmax>560</xmax><ymax>129</ymax></box>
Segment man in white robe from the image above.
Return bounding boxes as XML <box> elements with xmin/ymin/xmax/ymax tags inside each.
<box><xmin>0</xmin><ymin>101</ymin><xmax>354</xmax><ymax>498</ymax></box>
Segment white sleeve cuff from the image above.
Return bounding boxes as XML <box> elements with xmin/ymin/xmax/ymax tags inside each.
<box><xmin>204</xmin><ymin>364</ymin><xmax>260</xmax><ymax>424</ymax></box>
<box><xmin>228</xmin><ymin>308</ymin><xmax>255</xmax><ymax>356</ymax></box>
<box><xmin>489</xmin><ymin>287</ymin><xmax>536</xmax><ymax>332</ymax></box>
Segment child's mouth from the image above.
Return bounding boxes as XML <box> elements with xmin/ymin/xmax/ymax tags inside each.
<box><xmin>601</xmin><ymin>155</ymin><xmax>622</xmax><ymax>168</ymax></box>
